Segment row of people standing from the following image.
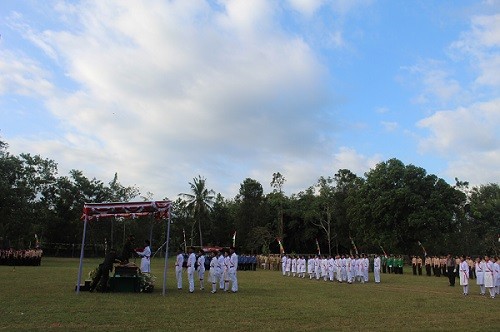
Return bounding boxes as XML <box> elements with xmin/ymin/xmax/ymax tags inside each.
<box><xmin>280</xmin><ymin>254</ymin><xmax>382</xmax><ymax>284</ymax></box>
<box><xmin>175</xmin><ymin>247</ymin><xmax>238</xmax><ymax>293</ymax></box>
<box><xmin>0</xmin><ymin>248</ymin><xmax>43</xmax><ymax>266</ymax></box>
<box><xmin>459</xmin><ymin>255</ymin><xmax>499</xmax><ymax>298</ymax></box>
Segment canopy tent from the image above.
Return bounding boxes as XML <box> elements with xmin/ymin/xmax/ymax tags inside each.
<box><xmin>76</xmin><ymin>201</ymin><xmax>172</xmax><ymax>295</ymax></box>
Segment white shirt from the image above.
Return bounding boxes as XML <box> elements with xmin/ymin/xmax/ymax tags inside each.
<box><xmin>230</xmin><ymin>253</ymin><xmax>238</xmax><ymax>273</ymax></box>
<box><xmin>197</xmin><ymin>255</ymin><xmax>205</xmax><ymax>271</ymax></box>
<box><xmin>176</xmin><ymin>253</ymin><xmax>184</xmax><ymax>270</ymax></box>
<box><xmin>187</xmin><ymin>253</ymin><xmax>196</xmax><ymax>270</ymax></box>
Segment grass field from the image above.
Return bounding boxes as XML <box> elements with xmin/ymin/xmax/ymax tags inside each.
<box><xmin>0</xmin><ymin>257</ymin><xmax>498</xmax><ymax>331</ymax></box>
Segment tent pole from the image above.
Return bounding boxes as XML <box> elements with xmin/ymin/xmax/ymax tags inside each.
<box><xmin>76</xmin><ymin>216</ymin><xmax>88</xmax><ymax>294</ymax></box>
<box><xmin>162</xmin><ymin>205</ymin><xmax>171</xmax><ymax>296</ymax></box>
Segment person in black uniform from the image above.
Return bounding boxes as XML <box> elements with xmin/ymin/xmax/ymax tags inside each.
<box><xmin>121</xmin><ymin>235</ymin><xmax>136</xmax><ymax>263</ymax></box>
<box><xmin>89</xmin><ymin>248</ymin><xmax>121</xmax><ymax>292</ymax></box>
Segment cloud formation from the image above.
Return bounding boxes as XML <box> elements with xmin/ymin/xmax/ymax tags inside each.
<box><xmin>4</xmin><ymin>1</ymin><xmax>337</xmax><ymax>198</ymax></box>
<box><xmin>416</xmin><ymin>12</ymin><xmax>500</xmax><ymax>185</ymax></box>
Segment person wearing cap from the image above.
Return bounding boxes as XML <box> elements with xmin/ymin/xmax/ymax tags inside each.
<box><xmin>135</xmin><ymin>239</ymin><xmax>151</xmax><ymax>273</ymax></box>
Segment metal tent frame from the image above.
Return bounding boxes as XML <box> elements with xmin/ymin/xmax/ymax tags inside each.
<box><xmin>76</xmin><ymin>201</ymin><xmax>172</xmax><ymax>296</ymax></box>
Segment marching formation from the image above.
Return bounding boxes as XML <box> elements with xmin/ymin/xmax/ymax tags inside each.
<box><xmin>280</xmin><ymin>254</ymin><xmax>382</xmax><ymax>284</ymax></box>
<box><xmin>175</xmin><ymin>246</ymin><xmax>239</xmax><ymax>294</ymax></box>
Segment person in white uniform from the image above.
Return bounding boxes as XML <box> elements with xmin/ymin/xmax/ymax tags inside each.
<box><xmin>197</xmin><ymin>249</ymin><xmax>206</xmax><ymax>291</ymax></box>
<box><xmin>229</xmin><ymin>247</ymin><xmax>238</xmax><ymax>292</ymax></box>
<box><xmin>307</xmin><ymin>256</ymin><xmax>314</xmax><ymax>279</ymax></box>
<box><xmin>209</xmin><ymin>251</ymin><xmax>219</xmax><ymax>294</ymax></box>
<box><xmin>484</xmin><ymin>255</ymin><xmax>495</xmax><ymax>298</ymax></box>
<box><xmin>175</xmin><ymin>249</ymin><xmax>184</xmax><ymax>290</ymax></box>
<box><xmin>374</xmin><ymin>254</ymin><xmax>381</xmax><ymax>283</ymax></box>
<box><xmin>135</xmin><ymin>239</ymin><xmax>151</xmax><ymax>273</ymax></box>
<box><xmin>459</xmin><ymin>255</ymin><xmax>469</xmax><ymax>295</ymax></box>
<box><xmin>494</xmin><ymin>256</ymin><xmax>500</xmax><ymax>295</ymax></box>
<box><xmin>281</xmin><ymin>254</ymin><xmax>287</xmax><ymax>277</ymax></box>
<box><xmin>187</xmin><ymin>247</ymin><xmax>196</xmax><ymax>293</ymax></box>
<box><xmin>291</xmin><ymin>256</ymin><xmax>297</xmax><ymax>277</ymax></box>
<box><xmin>475</xmin><ymin>256</ymin><xmax>485</xmax><ymax>296</ymax></box>
<box><xmin>217</xmin><ymin>250</ymin><xmax>225</xmax><ymax>290</ymax></box>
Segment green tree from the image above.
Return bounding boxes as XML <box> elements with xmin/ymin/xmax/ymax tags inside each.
<box><xmin>180</xmin><ymin>176</ymin><xmax>215</xmax><ymax>247</ymax></box>
<box><xmin>236</xmin><ymin>178</ymin><xmax>269</xmax><ymax>252</ymax></box>
<box><xmin>270</xmin><ymin>172</ymin><xmax>286</xmax><ymax>240</ymax></box>
<box><xmin>347</xmin><ymin>158</ymin><xmax>465</xmax><ymax>254</ymax></box>
<box><xmin>468</xmin><ymin>183</ymin><xmax>500</xmax><ymax>255</ymax></box>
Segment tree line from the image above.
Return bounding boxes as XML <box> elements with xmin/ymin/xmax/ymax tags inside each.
<box><xmin>0</xmin><ymin>138</ymin><xmax>498</xmax><ymax>256</ymax></box>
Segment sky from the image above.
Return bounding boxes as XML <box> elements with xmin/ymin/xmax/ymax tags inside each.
<box><xmin>1</xmin><ymin>0</ymin><xmax>499</xmax><ymax>200</ymax></box>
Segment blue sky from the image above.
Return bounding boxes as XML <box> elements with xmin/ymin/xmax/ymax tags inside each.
<box><xmin>1</xmin><ymin>0</ymin><xmax>499</xmax><ymax>200</ymax></box>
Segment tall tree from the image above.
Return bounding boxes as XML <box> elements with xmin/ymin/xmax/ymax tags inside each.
<box><xmin>180</xmin><ymin>176</ymin><xmax>215</xmax><ymax>247</ymax></box>
<box><xmin>236</xmin><ymin>178</ymin><xmax>268</xmax><ymax>252</ymax></box>
<box><xmin>467</xmin><ymin>183</ymin><xmax>500</xmax><ymax>255</ymax></box>
<box><xmin>347</xmin><ymin>158</ymin><xmax>465</xmax><ymax>254</ymax></box>
<box><xmin>312</xmin><ymin>176</ymin><xmax>336</xmax><ymax>255</ymax></box>
<box><xmin>270</xmin><ymin>172</ymin><xmax>286</xmax><ymax>241</ymax></box>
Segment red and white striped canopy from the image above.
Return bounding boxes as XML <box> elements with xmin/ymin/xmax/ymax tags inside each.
<box><xmin>82</xmin><ymin>201</ymin><xmax>171</xmax><ymax>221</ymax></box>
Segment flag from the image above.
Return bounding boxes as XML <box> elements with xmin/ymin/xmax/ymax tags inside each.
<box><xmin>232</xmin><ymin>231</ymin><xmax>237</xmax><ymax>247</ymax></box>
<box><xmin>277</xmin><ymin>238</ymin><xmax>285</xmax><ymax>254</ymax></box>
<box><xmin>417</xmin><ymin>241</ymin><xmax>427</xmax><ymax>256</ymax></box>
<box><xmin>379</xmin><ymin>245</ymin><xmax>387</xmax><ymax>256</ymax></box>
<box><xmin>182</xmin><ymin>229</ymin><xmax>187</xmax><ymax>252</ymax></box>
<box><xmin>315</xmin><ymin>239</ymin><xmax>321</xmax><ymax>255</ymax></box>
<box><xmin>349</xmin><ymin>236</ymin><xmax>358</xmax><ymax>255</ymax></box>
<box><xmin>34</xmin><ymin>234</ymin><xmax>40</xmax><ymax>249</ymax></box>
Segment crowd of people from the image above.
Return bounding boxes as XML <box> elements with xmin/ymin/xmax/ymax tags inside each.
<box><xmin>266</xmin><ymin>254</ymin><xmax>382</xmax><ymax>284</ymax></box>
<box><xmin>256</xmin><ymin>252</ymin><xmax>499</xmax><ymax>299</ymax></box>
<box><xmin>175</xmin><ymin>247</ymin><xmax>239</xmax><ymax>294</ymax></box>
<box><xmin>0</xmin><ymin>248</ymin><xmax>43</xmax><ymax>266</ymax></box>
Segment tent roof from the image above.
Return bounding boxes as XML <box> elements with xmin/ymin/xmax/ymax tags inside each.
<box><xmin>82</xmin><ymin>201</ymin><xmax>171</xmax><ymax>221</ymax></box>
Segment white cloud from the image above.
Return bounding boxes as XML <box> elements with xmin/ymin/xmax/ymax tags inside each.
<box><xmin>0</xmin><ymin>50</ymin><xmax>53</xmax><ymax>97</ymax></box>
<box><xmin>287</xmin><ymin>0</ymin><xmax>325</xmax><ymax>17</ymax></box>
<box><xmin>417</xmin><ymin>99</ymin><xmax>500</xmax><ymax>185</ymax></box>
<box><xmin>403</xmin><ymin>61</ymin><xmax>462</xmax><ymax>105</ymax></box>
<box><xmin>417</xmin><ymin>99</ymin><xmax>500</xmax><ymax>154</ymax></box>
<box><xmin>381</xmin><ymin>121</ymin><xmax>398</xmax><ymax>132</ymax></box>
<box><xmin>414</xmin><ymin>12</ymin><xmax>500</xmax><ymax>186</ymax></box>
<box><xmin>5</xmin><ymin>1</ymin><xmax>334</xmax><ymax>199</ymax></box>
<box><xmin>451</xmin><ymin>14</ymin><xmax>500</xmax><ymax>87</ymax></box>
<box><xmin>332</xmin><ymin>147</ymin><xmax>382</xmax><ymax>176</ymax></box>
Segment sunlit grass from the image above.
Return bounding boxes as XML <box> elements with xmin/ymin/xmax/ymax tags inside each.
<box><xmin>0</xmin><ymin>257</ymin><xmax>498</xmax><ymax>331</ymax></box>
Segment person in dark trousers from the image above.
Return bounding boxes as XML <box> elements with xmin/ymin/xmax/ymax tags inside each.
<box><xmin>446</xmin><ymin>254</ymin><xmax>456</xmax><ymax>286</ymax></box>
<box><xmin>89</xmin><ymin>248</ymin><xmax>121</xmax><ymax>292</ymax></box>
<box><xmin>121</xmin><ymin>235</ymin><xmax>136</xmax><ymax>263</ymax></box>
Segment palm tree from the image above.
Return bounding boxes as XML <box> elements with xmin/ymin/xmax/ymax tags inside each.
<box><xmin>180</xmin><ymin>176</ymin><xmax>215</xmax><ymax>247</ymax></box>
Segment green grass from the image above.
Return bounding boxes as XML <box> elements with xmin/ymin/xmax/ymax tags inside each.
<box><xmin>0</xmin><ymin>257</ymin><xmax>498</xmax><ymax>331</ymax></box>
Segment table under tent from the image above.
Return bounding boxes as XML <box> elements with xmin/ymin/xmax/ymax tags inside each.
<box><xmin>76</xmin><ymin>201</ymin><xmax>172</xmax><ymax>295</ymax></box>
